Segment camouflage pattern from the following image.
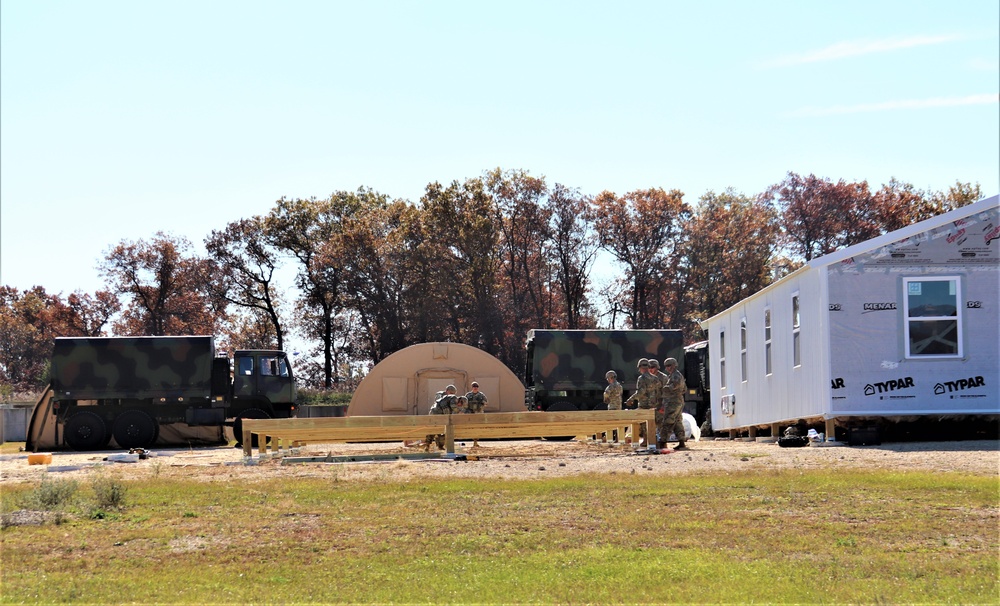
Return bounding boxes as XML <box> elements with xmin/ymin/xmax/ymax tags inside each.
<box><xmin>51</xmin><ymin>336</ymin><xmax>217</xmax><ymax>400</ymax></box>
<box><xmin>603</xmin><ymin>379</ymin><xmax>623</xmax><ymax>410</ymax></box>
<box><xmin>50</xmin><ymin>337</ymin><xmax>297</xmax><ymax>408</ymax></box>
<box><xmin>651</xmin><ymin>368</ymin><xmax>671</xmax><ymax>440</ymax></box>
<box><xmin>464</xmin><ymin>390</ymin><xmax>488</xmax><ymax>413</ymax></box>
<box><xmin>659</xmin><ymin>366</ymin><xmax>687</xmax><ymax>446</ymax></box>
<box><xmin>430</xmin><ymin>392</ymin><xmax>458</xmax><ymax>415</ymax></box>
<box><xmin>49</xmin><ymin>336</ymin><xmax>297</xmax><ymax>451</ymax></box>
<box><xmin>426</xmin><ymin>391</ymin><xmax>458</xmax><ymax>449</ymax></box>
<box><xmin>525</xmin><ymin>330</ymin><xmax>685</xmax><ymax>411</ymax></box>
<box><xmin>630</xmin><ymin>371</ymin><xmax>659</xmax><ymax>409</ymax></box>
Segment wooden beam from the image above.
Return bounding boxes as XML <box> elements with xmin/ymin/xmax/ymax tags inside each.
<box><xmin>241</xmin><ymin>410</ymin><xmax>656</xmax><ymax>459</ymax></box>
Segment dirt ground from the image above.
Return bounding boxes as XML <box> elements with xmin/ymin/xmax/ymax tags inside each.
<box><xmin>2</xmin><ymin>436</ymin><xmax>997</xmax><ymax>486</ymax></box>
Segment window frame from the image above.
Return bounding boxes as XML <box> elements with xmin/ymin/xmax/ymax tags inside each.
<box><xmin>902</xmin><ymin>276</ymin><xmax>963</xmax><ymax>359</ymax></box>
<box><xmin>764</xmin><ymin>307</ymin><xmax>772</xmax><ymax>376</ymax></box>
<box><xmin>792</xmin><ymin>292</ymin><xmax>801</xmax><ymax>368</ymax></box>
<box><xmin>718</xmin><ymin>329</ymin><xmax>727</xmax><ymax>390</ymax></box>
<box><xmin>740</xmin><ymin>317</ymin><xmax>748</xmax><ymax>383</ymax></box>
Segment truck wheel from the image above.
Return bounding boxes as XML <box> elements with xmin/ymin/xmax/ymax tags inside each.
<box><xmin>234</xmin><ymin>408</ymin><xmax>270</xmax><ymax>448</ymax></box>
<box><xmin>112</xmin><ymin>410</ymin><xmax>159</xmax><ymax>449</ymax></box>
<box><xmin>64</xmin><ymin>411</ymin><xmax>109</xmax><ymax>451</ymax></box>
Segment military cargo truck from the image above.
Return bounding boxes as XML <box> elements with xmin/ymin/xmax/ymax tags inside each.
<box><xmin>524</xmin><ymin>329</ymin><xmax>685</xmax><ymax>411</ymax></box>
<box><xmin>48</xmin><ymin>336</ymin><xmax>296</xmax><ymax>450</ymax></box>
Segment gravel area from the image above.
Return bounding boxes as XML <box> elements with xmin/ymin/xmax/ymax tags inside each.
<box><xmin>2</xmin><ymin>437</ymin><xmax>997</xmax><ymax>485</ymax></box>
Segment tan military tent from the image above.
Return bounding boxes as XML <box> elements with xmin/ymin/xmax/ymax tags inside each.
<box><xmin>348</xmin><ymin>342</ymin><xmax>526</xmax><ymax>416</ymax></box>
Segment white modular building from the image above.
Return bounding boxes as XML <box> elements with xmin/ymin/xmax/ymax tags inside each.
<box><xmin>702</xmin><ymin>195</ymin><xmax>999</xmax><ymax>440</ymax></box>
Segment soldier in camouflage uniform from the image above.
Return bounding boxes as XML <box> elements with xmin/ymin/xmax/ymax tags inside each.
<box><xmin>648</xmin><ymin>358</ymin><xmax>667</xmax><ymax>449</ymax></box>
<box><xmin>463</xmin><ymin>382</ymin><xmax>488</xmax><ymax>447</ymax></box>
<box><xmin>426</xmin><ymin>385</ymin><xmax>458</xmax><ymax>451</ymax></box>
<box><xmin>626</xmin><ymin>358</ymin><xmax>657</xmax><ymax>446</ymax></box>
<box><xmin>464</xmin><ymin>382</ymin><xmax>488</xmax><ymax>413</ymax></box>
<box><xmin>660</xmin><ymin>358</ymin><xmax>688</xmax><ymax>450</ymax></box>
<box><xmin>603</xmin><ymin>370</ymin><xmax>623</xmax><ymax>442</ymax></box>
<box><xmin>603</xmin><ymin>371</ymin><xmax>623</xmax><ymax>411</ymax></box>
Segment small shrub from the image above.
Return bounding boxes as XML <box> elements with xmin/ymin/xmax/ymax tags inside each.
<box><xmin>91</xmin><ymin>475</ymin><xmax>127</xmax><ymax>511</ymax></box>
<box><xmin>21</xmin><ymin>478</ymin><xmax>79</xmax><ymax>510</ymax></box>
<box><xmin>296</xmin><ymin>388</ymin><xmax>352</xmax><ymax>407</ymax></box>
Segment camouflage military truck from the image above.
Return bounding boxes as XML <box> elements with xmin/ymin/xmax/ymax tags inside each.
<box><xmin>524</xmin><ymin>329</ymin><xmax>685</xmax><ymax>411</ymax></box>
<box><xmin>49</xmin><ymin>336</ymin><xmax>296</xmax><ymax>450</ymax></box>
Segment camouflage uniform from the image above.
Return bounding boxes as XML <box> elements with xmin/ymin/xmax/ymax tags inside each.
<box><xmin>660</xmin><ymin>359</ymin><xmax>687</xmax><ymax>449</ymax></box>
<box><xmin>601</xmin><ymin>371</ymin><xmax>623</xmax><ymax>442</ymax></box>
<box><xmin>426</xmin><ymin>387</ymin><xmax>457</xmax><ymax>450</ymax></box>
<box><xmin>628</xmin><ymin>360</ymin><xmax>658</xmax><ymax>444</ymax></box>
<box><xmin>464</xmin><ymin>390</ymin><xmax>488</xmax><ymax>414</ymax></box>
<box><xmin>648</xmin><ymin>359</ymin><xmax>668</xmax><ymax>445</ymax></box>
<box><xmin>603</xmin><ymin>377</ymin><xmax>623</xmax><ymax>411</ymax></box>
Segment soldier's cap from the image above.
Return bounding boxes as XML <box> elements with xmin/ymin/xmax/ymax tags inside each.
<box><xmin>663</xmin><ymin>357</ymin><xmax>678</xmax><ymax>368</ymax></box>
<box><xmin>648</xmin><ymin>359</ymin><xmax>660</xmax><ymax>369</ymax></box>
<box><xmin>637</xmin><ymin>358</ymin><xmax>649</xmax><ymax>368</ymax></box>
<box><xmin>605</xmin><ymin>370</ymin><xmax>617</xmax><ymax>379</ymax></box>
<box><xmin>456</xmin><ymin>396</ymin><xmax>468</xmax><ymax>403</ymax></box>
<box><xmin>445</xmin><ymin>385</ymin><xmax>457</xmax><ymax>393</ymax></box>
<box><xmin>471</xmin><ymin>382</ymin><xmax>479</xmax><ymax>388</ymax></box>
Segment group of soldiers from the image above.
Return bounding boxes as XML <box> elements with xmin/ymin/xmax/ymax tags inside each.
<box><xmin>425</xmin><ymin>382</ymin><xmax>489</xmax><ymax>450</ymax></box>
<box><xmin>603</xmin><ymin>357</ymin><xmax>688</xmax><ymax>451</ymax></box>
<box><xmin>424</xmin><ymin>362</ymin><xmax>687</xmax><ymax>453</ymax></box>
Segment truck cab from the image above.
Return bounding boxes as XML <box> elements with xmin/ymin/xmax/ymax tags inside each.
<box><xmin>232</xmin><ymin>350</ymin><xmax>297</xmax><ymax>413</ymax></box>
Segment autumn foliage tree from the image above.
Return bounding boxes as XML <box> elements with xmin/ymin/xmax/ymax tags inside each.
<box><xmin>592</xmin><ymin>187</ymin><xmax>690</xmax><ymax>329</ymax></box>
<box><xmin>681</xmin><ymin>189</ymin><xmax>781</xmax><ymax>333</ymax></box>
<box><xmin>99</xmin><ymin>232</ymin><xmax>224</xmax><ymax>336</ymax></box>
<box><xmin>547</xmin><ymin>184</ymin><xmax>599</xmax><ymax>329</ymax></box>
<box><xmin>205</xmin><ymin>216</ymin><xmax>286</xmax><ymax>350</ymax></box>
<box><xmin>4</xmin><ymin>167</ymin><xmax>985</xmax><ymax>391</ymax></box>
<box><xmin>0</xmin><ymin>286</ymin><xmax>118</xmax><ymax>393</ymax></box>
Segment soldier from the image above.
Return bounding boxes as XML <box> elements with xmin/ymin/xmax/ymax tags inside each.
<box><xmin>603</xmin><ymin>370</ymin><xmax>623</xmax><ymax>442</ymax></box>
<box><xmin>603</xmin><ymin>371</ymin><xmax>623</xmax><ymax>411</ymax></box>
<box><xmin>648</xmin><ymin>358</ymin><xmax>668</xmax><ymax>450</ymax></box>
<box><xmin>426</xmin><ymin>385</ymin><xmax>458</xmax><ymax>451</ymax></box>
<box><xmin>660</xmin><ymin>358</ymin><xmax>688</xmax><ymax>451</ymax></box>
<box><xmin>463</xmin><ymin>382</ymin><xmax>488</xmax><ymax>447</ymax></box>
<box><xmin>464</xmin><ymin>382</ymin><xmax>488</xmax><ymax>413</ymax></box>
<box><xmin>626</xmin><ymin>358</ymin><xmax>657</xmax><ymax>446</ymax></box>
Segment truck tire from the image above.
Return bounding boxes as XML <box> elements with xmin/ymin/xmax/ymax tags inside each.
<box><xmin>64</xmin><ymin>411</ymin><xmax>109</xmax><ymax>451</ymax></box>
<box><xmin>234</xmin><ymin>408</ymin><xmax>271</xmax><ymax>448</ymax></box>
<box><xmin>112</xmin><ymin>410</ymin><xmax>159</xmax><ymax>449</ymax></box>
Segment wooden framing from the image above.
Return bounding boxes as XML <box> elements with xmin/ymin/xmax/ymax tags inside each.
<box><xmin>242</xmin><ymin>409</ymin><xmax>656</xmax><ymax>459</ymax></box>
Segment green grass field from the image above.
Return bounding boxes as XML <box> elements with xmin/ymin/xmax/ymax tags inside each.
<box><xmin>1</xmin><ymin>469</ymin><xmax>997</xmax><ymax>604</ymax></box>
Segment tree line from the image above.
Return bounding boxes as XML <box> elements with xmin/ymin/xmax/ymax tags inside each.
<box><xmin>0</xmin><ymin>169</ymin><xmax>982</xmax><ymax>396</ymax></box>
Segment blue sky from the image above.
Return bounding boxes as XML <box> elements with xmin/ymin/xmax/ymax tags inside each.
<box><xmin>2</xmin><ymin>0</ymin><xmax>998</xmax><ymax>299</ymax></box>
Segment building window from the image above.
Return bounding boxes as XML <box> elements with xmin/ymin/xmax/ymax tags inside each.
<box><xmin>764</xmin><ymin>307</ymin><xmax>772</xmax><ymax>376</ymax></box>
<box><xmin>903</xmin><ymin>277</ymin><xmax>962</xmax><ymax>358</ymax></box>
<box><xmin>719</xmin><ymin>330</ymin><xmax>727</xmax><ymax>390</ymax></box>
<box><xmin>740</xmin><ymin>317</ymin><xmax>748</xmax><ymax>382</ymax></box>
<box><xmin>792</xmin><ymin>293</ymin><xmax>801</xmax><ymax>367</ymax></box>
